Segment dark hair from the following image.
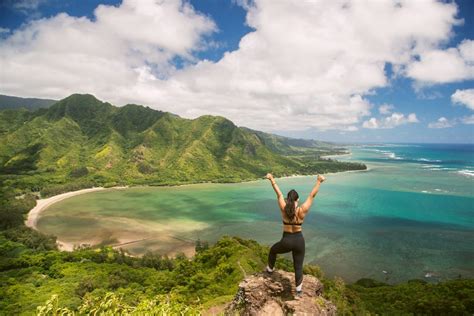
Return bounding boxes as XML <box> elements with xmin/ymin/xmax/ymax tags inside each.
<box><xmin>285</xmin><ymin>189</ymin><xmax>299</xmax><ymax>222</ymax></box>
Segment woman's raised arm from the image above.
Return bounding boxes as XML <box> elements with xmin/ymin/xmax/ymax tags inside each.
<box><xmin>300</xmin><ymin>175</ymin><xmax>325</xmax><ymax>215</ymax></box>
<box><xmin>266</xmin><ymin>173</ymin><xmax>285</xmax><ymax>210</ymax></box>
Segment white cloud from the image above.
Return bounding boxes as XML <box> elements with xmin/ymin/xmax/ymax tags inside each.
<box><xmin>0</xmin><ymin>28</ymin><xmax>9</xmax><ymax>34</ymax></box>
<box><xmin>461</xmin><ymin>115</ymin><xmax>474</xmax><ymax>124</ymax></box>
<box><xmin>0</xmin><ymin>0</ymin><xmax>215</xmax><ymax>98</ymax></box>
<box><xmin>406</xmin><ymin>40</ymin><xmax>474</xmax><ymax>85</ymax></box>
<box><xmin>362</xmin><ymin>117</ymin><xmax>379</xmax><ymax>129</ymax></box>
<box><xmin>428</xmin><ymin>117</ymin><xmax>455</xmax><ymax>128</ymax></box>
<box><xmin>451</xmin><ymin>89</ymin><xmax>474</xmax><ymax>110</ymax></box>
<box><xmin>2</xmin><ymin>0</ymin><xmax>47</xmax><ymax>18</ymax></box>
<box><xmin>362</xmin><ymin>112</ymin><xmax>419</xmax><ymax>129</ymax></box>
<box><xmin>342</xmin><ymin>125</ymin><xmax>359</xmax><ymax>132</ymax></box>
<box><xmin>428</xmin><ymin>114</ymin><xmax>474</xmax><ymax>127</ymax></box>
<box><xmin>417</xmin><ymin>90</ymin><xmax>442</xmax><ymax>100</ymax></box>
<box><xmin>379</xmin><ymin>104</ymin><xmax>394</xmax><ymax>115</ymax></box>
<box><xmin>12</xmin><ymin>0</ymin><xmax>43</xmax><ymax>10</ymax></box>
<box><xmin>0</xmin><ymin>0</ymin><xmax>465</xmax><ymax>132</ymax></box>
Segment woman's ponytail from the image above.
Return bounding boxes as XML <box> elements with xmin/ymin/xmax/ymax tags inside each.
<box><xmin>284</xmin><ymin>189</ymin><xmax>299</xmax><ymax>222</ymax></box>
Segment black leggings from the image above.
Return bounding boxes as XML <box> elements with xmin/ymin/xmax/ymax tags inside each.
<box><xmin>268</xmin><ymin>231</ymin><xmax>305</xmax><ymax>287</ymax></box>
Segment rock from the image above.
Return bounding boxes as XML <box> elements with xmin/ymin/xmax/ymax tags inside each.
<box><xmin>225</xmin><ymin>270</ymin><xmax>337</xmax><ymax>316</ymax></box>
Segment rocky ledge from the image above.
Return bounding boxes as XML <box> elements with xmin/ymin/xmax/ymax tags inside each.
<box><xmin>225</xmin><ymin>270</ymin><xmax>337</xmax><ymax>315</ymax></box>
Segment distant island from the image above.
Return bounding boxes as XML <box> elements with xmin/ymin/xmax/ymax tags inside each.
<box><xmin>0</xmin><ymin>93</ymin><xmax>366</xmax><ymax>198</ymax></box>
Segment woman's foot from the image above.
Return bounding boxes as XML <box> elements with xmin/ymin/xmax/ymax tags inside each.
<box><xmin>265</xmin><ymin>265</ymin><xmax>274</xmax><ymax>273</ymax></box>
<box><xmin>295</xmin><ymin>283</ymin><xmax>303</xmax><ymax>298</ymax></box>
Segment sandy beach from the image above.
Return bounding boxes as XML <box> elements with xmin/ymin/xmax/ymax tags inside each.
<box><xmin>25</xmin><ymin>152</ymin><xmax>368</xmax><ymax>254</ymax></box>
<box><xmin>26</xmin><ymin>186</ymin><xmax>128</xmax><ymax>230</ymax></box>
<box><xmin>25</xmin><ymin>185</ymin><xmax>200</xmax><ymax>255</ymax></box>
<box><xmin>25</xmin><ymin>186</ymin><xmax>128</xmax><ymax>250</ymax></box>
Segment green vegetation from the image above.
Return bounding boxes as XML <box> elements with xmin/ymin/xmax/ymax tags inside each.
<box><xmin>0</xmin><ymin>196</ymin><xmax>472</xmax><ymax>315</ymax></box>
<box><xmin>1</xmin><ymin>222</ymin><xmax>473</xmax><ymax>314</ymax></box>
<box><xmin>345</xmin><ymin>278</ymin><xmax>474</xmax><ymax>315</ymax></box>
<box><xmin>0</xmin><ymin>192</ymin><xmax>472</xmax><ymax>314</ymax></box>
<box><xmin>1</xmin><ymin>93</ymin><xmax>470</xmax><ymax>314</ymax></box>
<box><xmin>0</xmin><ymin>93</ymin><xmax>366</xmax><ymax>199</ymax></box>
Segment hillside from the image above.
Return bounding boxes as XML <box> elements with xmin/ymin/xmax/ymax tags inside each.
<box><xmin>0</xmin><ymin>93</ymin><xmax>366</xmax><ymax>196</ymax></box>
<box><xmin>1</xmin><ymin>228</ymin><xmax>472</xmax><ymax>315</ymax></box>
<box><xmin>0</xmin><ymin>94</ymin><xmax>57</xmax><ymax>111</ymax></box>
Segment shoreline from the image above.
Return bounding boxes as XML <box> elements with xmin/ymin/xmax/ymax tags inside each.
<box><xmin>25</xmin><ymin>149</ymin><xmax>367</xmax><ymax>224</ymax></box>
<box><xmin>25</xmin><ymin>186</ymin><xmax>129</xmax><ymax>239</ymax></box>
<box><xmin>24</xmin><ymin>149</ymin><xmax>370</xmax><ymax>253</ymax></box>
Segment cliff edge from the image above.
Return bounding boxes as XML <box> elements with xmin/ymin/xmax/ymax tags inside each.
<box><xmin>225</xmin><ymin>270</ymin><xmax>337</xmax><ymax>315</ymax></box>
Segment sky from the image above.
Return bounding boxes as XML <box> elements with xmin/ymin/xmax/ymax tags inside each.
<box><xmin>0</xmin><ymin>0</ymin><xmax>473</xmax><ymax>143</ymax></box>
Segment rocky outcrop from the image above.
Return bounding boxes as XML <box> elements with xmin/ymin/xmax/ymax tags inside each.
<box><xmin>225</xmin><ymin>270</ymin><xmax>337</xmax><ymax>316</ymax></box>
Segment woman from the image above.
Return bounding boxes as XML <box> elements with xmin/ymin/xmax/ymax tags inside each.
<box><xmin>265</xmin><ymin>173</ymin><xmax>326</xmax><ymax>296</ymax></box>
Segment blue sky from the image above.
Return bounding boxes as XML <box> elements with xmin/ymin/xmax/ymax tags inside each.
<box><xmin>0</xmin><ymin>0</ymin><xmax>473</xmax><ymax>143</ymax></box>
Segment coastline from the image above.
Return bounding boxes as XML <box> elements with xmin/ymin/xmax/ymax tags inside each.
<box><xmin>26</xmin><ymin>149</ymin><xmax>366</xmax><ymax>229</ymax></box>
<box><xmin>25</xmin><ymin>186</ymin><xmax>129</xmax><ymax>249</ymax></box>
<box><xmin>24</xmin><ymin>148</ymin><xmax>369</xmax><ymax>253</ymax></box>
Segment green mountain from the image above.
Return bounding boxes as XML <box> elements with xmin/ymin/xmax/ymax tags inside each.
<box><xmin>0</xmin><ymin>94</ymin><xmax>57</xmax><ymax>111</ymax></box>
<box><xmin>241</xmin><ymin>127</ymin><xmax>347</xmax><ymax>155</ymax></box>
<box><xmin>0</xmin><ymin>94</ymin><xmax>470</xmax><ymax>315</ymax></box>
<box><xmin>0</xmin><ymin>93</ymin><xmax>365</xmax><ymax>194</ymax></box>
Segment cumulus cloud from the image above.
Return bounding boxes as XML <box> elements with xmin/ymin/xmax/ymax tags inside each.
<box><xmin>406</xmin><ymin>40</ymin><xmax>474</xmax><ymax>85</ymax></box>
<box><xmin>379</xmin><ymin>104</ymin><xmax>394</xmax><ymax>115</ymax></box>
<box><xmin>362</xmin><ymin>112</ymin><xmax>419</xmax><ymax>129</ymax></box>
<box><xmin>428</xmin><ymin>114</ymin><xmax>474</xmax><ymax>128</ymax></box>
<box><xmin>1</xmin><ymin>0</ymin><xmax>47</xmax><ymax>18</ymax></box>
<box><xmin>0</xmin><ymin>0</ymin><xmax>466</xmax><ymax>132</ymax></box>
<box><xmin>428</xmin><ymin>117</ymin><xmax>455</xmax><ymax>128</ymax></box>
<box><xmin>451</xmin><ymin>88</ymin><xmax>474</xmax><ymax>110</ymax></box>
<box><xmin>362</xmin><ymin>117</ymin><xmax>379</xmax><ymax>129</ymax></box>
<box><xmin>0</xmin><ymin>0</ymin><xmax>216</xmax><ymax>98</ymax></box>
<box><xmin>460</xmin><ymin>115</ymin><xmax>474</xmax><ymax>125</ymax></box>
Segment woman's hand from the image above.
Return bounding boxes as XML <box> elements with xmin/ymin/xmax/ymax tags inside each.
<box><xmin>317</xmin><ymin>174</ymin><xmax>326</xmax><ymax>183</ymax></box>
<box><xmin>266</xmin><ymin>173</ymin><xmax>274</xmax><ymax>181</ymax></box>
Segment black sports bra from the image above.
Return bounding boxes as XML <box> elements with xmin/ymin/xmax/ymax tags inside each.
<box><xmin>282</xmin><ymin>221</ymin><xmax>302</xmax><ymax>226</ymax></box>
<box><xmin>282</xmin><ymin>207</ymin><xmax>303</xmax><ymax>226</ymax></box>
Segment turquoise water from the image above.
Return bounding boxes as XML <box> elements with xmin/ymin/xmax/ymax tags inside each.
<box><xmin>37</xmin><ymin>143</ymin><xmax>474</xmax><ymax>283</ymax></box>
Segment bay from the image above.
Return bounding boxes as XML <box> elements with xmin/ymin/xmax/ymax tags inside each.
<box><xmin>37</xmin><ymin>143</ymin><xmax>474</xmax><ymax>283</ymax></box>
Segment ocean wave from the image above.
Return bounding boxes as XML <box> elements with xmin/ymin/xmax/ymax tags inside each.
<box><xmin>385</xmin><ymin>144</ymin><xmax>421</xmax><ymax>147</ymax></box>
<box><xmin>363</xmin><ymin>148</ymin><xmax>402</xmax><ymax>159</ymax></box>
<box><xmin>420</xmin><ymin>189</ymin><xmax>448</xmax><ymax>194</ymax></box>
<box><xmin>377</xmin><ymin>150</ymin><xmax>403</xmax><ymax>160</ymax></box>
<box><xmin>421</xmin><ymin>164</ymin><xmax>441</xmax><ymax>168</ymax></box>
<box><xmin>416</xmin><ymin>158</ymin><xmax>442</xmax><ymax>163</ymax></box>
<box><xmin>457</xmin><ymin>170</ymin><xmax>474</xmax><ymax>177</ymax></box>
<box><xmin>362</xmin><ymin>144</ymin><xmax>420</xmax><ymax>148</ymax></box>
<box><xmin>420</xmin><ymin>164</ymin><xmax>446</xmax><ymax>171</ymax></box>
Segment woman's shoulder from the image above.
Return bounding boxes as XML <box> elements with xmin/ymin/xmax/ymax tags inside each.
<box><xmin>296</xmin><ymin>206</ymin><xmax>304</xmax><ymax>221</ymax></box>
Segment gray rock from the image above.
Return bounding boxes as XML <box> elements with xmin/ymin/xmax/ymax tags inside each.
<box><xmin>225</xmin><ymin>270</ymin><xmax>337</xmax><ymax>316</ymax></box>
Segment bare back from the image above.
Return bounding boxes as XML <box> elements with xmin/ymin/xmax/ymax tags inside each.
<box><xmin>281</xmin><ymin>205</ymin><xmax>305</xmax><ymax>233</ymax></box>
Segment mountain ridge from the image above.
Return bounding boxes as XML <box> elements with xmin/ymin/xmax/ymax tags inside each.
<box><xmin>0</xmin><ymin>93</ymin><xmax>366</xmax><ymax>194</ymax></box>
<box><xmin>0</xmin><ymin>94</ymin><xmax>57</xmax><ymax>111</ymax></box>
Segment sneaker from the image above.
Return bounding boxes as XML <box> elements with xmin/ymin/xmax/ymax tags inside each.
<box><xmin>265</xmin><ymin>265</ymin><xmax>274</xmax><ymax>274</ymax></box>
<box><xmin>295</xmin><ymin>290</ymin><xmax>303</xmax><ymax>298</ymax></box>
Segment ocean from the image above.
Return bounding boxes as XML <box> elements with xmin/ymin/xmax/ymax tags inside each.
<box><xmin>37</xmin><ymin>143</ymin><xmax>474</xmax><ymax>283</ymax></box>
